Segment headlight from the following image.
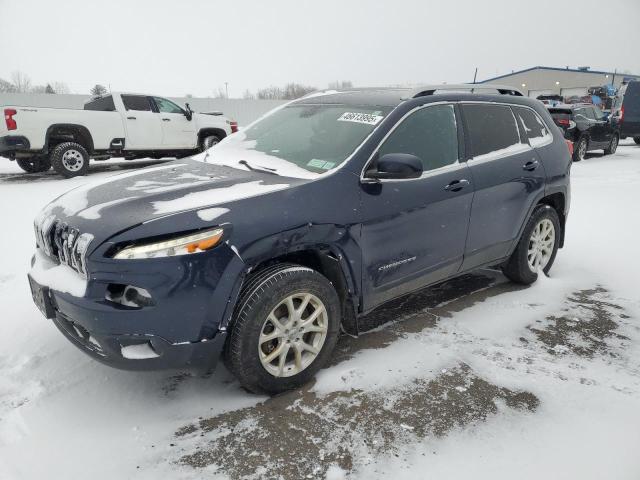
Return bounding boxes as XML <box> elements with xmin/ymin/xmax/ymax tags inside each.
<box><xmin>113</xmin><ymin>228</ymin><xmax>224</xmax><ymax>260</ymax></box>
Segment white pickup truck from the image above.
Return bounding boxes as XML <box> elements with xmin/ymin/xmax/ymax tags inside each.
<box><xmin>0</xmin><ymin>93</ymin><xmax>237</xmax><ymax>177</ymax></box>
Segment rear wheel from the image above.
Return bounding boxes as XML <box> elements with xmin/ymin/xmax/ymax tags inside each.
<box><xmin>502</xmin><ymin>205</ymin><xmax>560</xmax><ymax>285</ymax></box>
<box><xmin>573</xmin><ymin>136</ymin><xmax>588</xmax><ymax>162</ymax></box>
<box><xmin>224</xmin><ymin>264</ymin><xmax>340</xmax><ymax>394</ymax></box>
<box><xmin>201</xmin><ymin>135</ymin><xmax>220</xmax><ymax>151</ymax></box>
<box><xmin>604</xmin><ymin>134</ymin><xmax>619</xmax><ymax>155</ymax></box>
<box><xmin>50</xmin><ymin>142</ymin><xmax>90</xmax><ymax>178</ymax></box>
<box><xmin>634</xmin><ymin>137</ymin><xmax>640</xmax><ymax>145</ymax></box>
<box><xmin>16</xmin><ymin>155</ymin><xmax>51</xmax><ymax>173</ymax></box>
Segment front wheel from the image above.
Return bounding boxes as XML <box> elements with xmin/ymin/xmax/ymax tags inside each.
<box><xmin>224</xmin><ymin>264</ymin><xmax>340</xmax><ymax>394</ymax></box>
<box><xmin>502</xmin><ymin>205</ymin><xmax>561</xmax><ymax>285</ymax></box>
<box><xmin>50</xmin><ymin>142</ymin><xmax>90</xmax><ymax>178</ymax></box>
<box><xmin>201</xmin><ymin>135</ymin><xmax>220</xmax><ymax>151</ymax></box>
<box><xmin>16</xmin><ymin>155</ymin><xmax>51</xmax><ymax>173</ymax></box>
<box><xmin>634</xmin><ymin>136</ymin><xmax>640</xmax><ymax>145</ymax></box>
<box><xmin>604</xmin><ymin>134</ymin><xmax>619</xmax><ymax>155</ymax></box>
<box><xmin>573</xmin><ymin>136</ymin><xmax>588</xmax><ymax>162</ymax></box>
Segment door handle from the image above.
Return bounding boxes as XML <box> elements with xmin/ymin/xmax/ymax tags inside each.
<box><xmin>444</xmin><ymin>179</ymin><xmax>470</xmax><ymax>192</ymax></box>
<box><xmin>162</xmin><ymin>118</ymin><xmax>171</xmax><ymax>122</ymax></box>
<box><xmin>523</xmin><ymin>159</ymin><xmax>539</xmax><ymax>171</ymax></box>
<box><xmin>127</xmin><ymin>116</ymin><xmax>136</xmax><ymax>120</ymax></box>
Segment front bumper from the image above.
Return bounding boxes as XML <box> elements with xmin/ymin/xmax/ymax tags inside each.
<box><xmin>0</xmin><ymin>135</ymin><xmax>30</xmax><ymax>155</ymax></box>
<box><xmin>28</xmin><ymin>242</ymin><xmax>242</xmax><ymax>371</ymax></box>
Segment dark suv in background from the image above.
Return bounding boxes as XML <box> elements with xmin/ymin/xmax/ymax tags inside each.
<box><xmin>611</xmin><ymin>81</ymin><xmax>640</xmax><ymax>144</ymax></box>
<box><xmin>547</xmin><ymin>104</ymin><xmax>619</xmax><ymax>161</ymax></box>
<box><xmin>28</xmin><ymin>85</ymin><xmax>571</xmax><ymax>394</ymax></box>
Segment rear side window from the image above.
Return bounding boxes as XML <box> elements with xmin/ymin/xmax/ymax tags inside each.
<box><xmin>462</xmin><ymin>104</ymin><xmax>521</xmax><ymax>158</ymax></box>
<box><xmin>84</xmin><ymin>95</ymin><xmax>115</xmax><ymax>111</ymax></box>
<box><xmin>513</xmin><ymin>107</ymin><xmax>551</xmax><ymax>147</ymax></box>
<box><xmin>377</xmin><ymin>104</ymin><xmax>459</xmax><ymax>172</ymax></box>
<box><xmin>121</xmin><ymin>95</ymin><xmax>152</xmax><ymax>111</ymax></box>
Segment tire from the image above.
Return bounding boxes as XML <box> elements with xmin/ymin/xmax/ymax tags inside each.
<box><xmin>50</xmin><ymin>142</ymin><xmax>89</xmax><ymax>178</ymax></box>
<box><xmin>201</xmin><ymin>135</ymin><xmax>220</xmax><ymax>151</ymax></box>
<box><xmin>224</xmin><ymin>263</ymin><xmax>341</xmax><ymax>394</ymax></box>
<box><xmin>16</xmin><ymin>155</ymin><xmax>51</xmax><ymax>173</ymax></box>
<box><xmin>572</xmin><ymin>136</ymin><xmax>588</xmax><ymax>162</ymax></box>
<box><xmin>634</xmin><ymin>137</ymin><xmax>640</xmax><ymax>145</ymax></box>
<box><xmin>604</xmin><ymin>134</ymin><xmax>619</xmax><ymax>155</ymax></box>
<box><xmin>502</xmin><ymin>205</ymin><xmax>561</xmax><ymax>285</ymax></box>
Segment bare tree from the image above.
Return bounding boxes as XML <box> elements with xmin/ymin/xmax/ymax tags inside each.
<box><xmin>0</xmin><ymin>78</ymin><xmax>15</xmax><ymax>93</ymax></box>
<box><xmin>10</xmin><ymin>71</ymin><xmax>31</xmax><ymax>93</ymax></box>
<box><xmin>213</xmin><ymin>86</ymin><xmax>228</xmax><ymax>99</ymax></box>
<box><xmin>45</xmin><ymin>84</ymin><xmax>56</xmax><ymax>94</ymax></box>
<box><xmin>257</xmin><ymin>85</ymin><xmax>283</xmax><ymax>100</ymax></box>
<box><xmin>30</xmin><ymin>85</ymin><xmax>49</xmax><ymax>93</ymax></box>
<box><xmin>50</xmin><ymin>82</ymin><xmax>70</xmax><ymax>94</ymax></box>
<box><xmin>90</xmin><ymin>84</ymin><xmax>108</xmax><ymax>96</ymax></box>
<box><xmin>242</xmin><ymin>89</ymin><xmax>255</xmax><ymax>100</ymax></box>
<box><xmin>282</xmin><ymin>83</ymin><xmax>316</xmax><ymax>99</ymax></box>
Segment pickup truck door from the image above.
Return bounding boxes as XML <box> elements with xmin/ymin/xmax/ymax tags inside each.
<box><xmin>152</xmin><ymin>97</ymin><xmax>197</xmax><ymax>149</ymax></box>
<box><xmin>359</xmin><ymin>103</ymin><xmax>473</xmax><ymax>311</ymax></box>
<box><xmin>120</xmin><ymin>95</ymin><xmax>163</xmax><ymax>149</ymax></box>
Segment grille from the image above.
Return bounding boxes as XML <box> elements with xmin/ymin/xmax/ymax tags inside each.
<box><xmin>34</xmin><ymin>215</ymin><xmax>94</xmax><ymax>277</ymax></box>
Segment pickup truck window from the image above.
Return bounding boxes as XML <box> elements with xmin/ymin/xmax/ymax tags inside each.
<box><xmin>122</xmin><ymin>95</ymin><xmax>152</xmax><ymax>112</ymax></box>
<box><xmin>377</xmin><ymin>104</ymin><xmax>459</xmax><ymax>172</ymax></box>
<box><xmin>84</xmin><ymin>95</ymin><xmax>116</xmax><ymax>111</ymax></box>
<box><xmin>153</xmin><ymin>97</ymin><xmax>184</xmax><ymax>114</ymax></box>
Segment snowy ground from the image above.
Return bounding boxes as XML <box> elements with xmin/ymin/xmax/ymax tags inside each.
<box><xmin>1</xmin><ymin>145</ymin><xmax>639</xmax><ymax>480</ymax></box>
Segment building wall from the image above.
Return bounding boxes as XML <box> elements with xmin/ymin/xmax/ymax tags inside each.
<box><xmin>481</xmin><ymin>68</ymin><xmax>640</xmax><ymax>98</ymax></box>
<box><xmin>0</xmin><ymin>93</ymin><xmax>287</xmax><ymax>126</ymax></box>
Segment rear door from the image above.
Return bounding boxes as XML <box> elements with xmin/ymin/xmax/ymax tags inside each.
<box><xmin>587</xmin><ymin>106</ymin><xmax>611</xmax><ymax>145</ymax></box>
<box><xmin>152</xmin><ymin>96</ymin><xmax>197</xmax><ymax>148</ymax></box>
<box><xmin>359</xmin><ymin>103</ymin><xmax>474</xmax><ymax>309</ymax></box>
<box><xmin>461</xmin><ymin>103</ymin><xmax>546</xmax><ymax>270</ymax></box>
<box><xmin>120</xmin><ymin>95</ymin><xmax>163</xmax><ymax>149</ymax></box>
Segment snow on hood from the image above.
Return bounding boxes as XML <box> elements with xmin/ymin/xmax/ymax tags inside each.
<box><xmin>35</xmin><ymin>158</ymin><xmax>305</xmax><ymax>245</ymax></box>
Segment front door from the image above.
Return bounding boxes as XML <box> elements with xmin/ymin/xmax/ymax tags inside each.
<box><xmin>121</xmin><ymin>95</ymin><xmax>163</xmax><ymax>149</ymax></box>
<box><xmin>359</xmin><ymin>103</ymin><xmax>474</xmax><ymax>310</ymax></box>
<box><xmin>461</xmin><ymin>103</ymin><xmax>547</xmax><ymax>270</ymax></box>
<box><xmin>153</xmin><ymin>96</ymin><xmax>197</xmax><ymax>149</ymax></box>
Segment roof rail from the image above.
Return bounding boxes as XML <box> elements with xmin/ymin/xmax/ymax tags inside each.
<box><xmin>410</xmin><ymin>84</ymin><xmax>524</xmax><ymax>98</ymax></box>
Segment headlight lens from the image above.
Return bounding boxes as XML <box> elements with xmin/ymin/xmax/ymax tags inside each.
<box><xmin>113</xmin><ymin>228</ymin><xmax>224</xmax><ymax>260</ymax></box>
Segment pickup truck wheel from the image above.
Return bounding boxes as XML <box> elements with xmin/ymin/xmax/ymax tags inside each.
<box><xmin>16</xmin><ymin>156</ymin><xmax>51</xmax><ymax>173</ymax></box>
<box><xmin>634</xmin><ymin>137</ymin><xmax>640</xmax><ymax>145</ymax></box>
<box><xmin>224</xmin><ymin>264</ymin><xmax>340</xmax><ymax>394</ymax></box>
<box><xmin>502</xmin><ymin>205</ymin><xmax>560</xmax><ymax>285</ymax></box>
<box><xmin>201</xmin><ymin>135</ymin><xmax>220</xmax><ymax>151</ymax></box>
<box><xmin>604</xmin><ymin>134</ymin><xmax>619</xmax><ymax>155</ymax></box>
<box><xmin>51</xmin><ymin>142</ymin><xmax>89</xmax><ymax>178</ymax></box>
<box><xmin>573</xmin><ymin>136</ymin><xmax>587</xmax><ymax>162</ymax></box>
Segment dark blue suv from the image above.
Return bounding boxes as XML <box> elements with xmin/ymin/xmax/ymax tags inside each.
<box><xmin>28</xmin><ymin>86</ymin><xmax>571</xmax><ymax>393</ymax></box>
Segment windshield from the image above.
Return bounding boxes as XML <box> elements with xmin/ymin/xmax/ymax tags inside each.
<box><xmin>200</xmin><ymin>104</ymin><xmax>392</xmax><ymax>178</ymax></box>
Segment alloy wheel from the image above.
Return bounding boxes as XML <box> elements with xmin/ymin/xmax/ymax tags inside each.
<box><xmin>258</xmin><ymin>292</ymin><xmax>328</xmax><ymax>378</ymax></box>
<box><xmin>527</xmin><ymin>218</ymin><xmax>555</xmax><ymax>272</ymax></box>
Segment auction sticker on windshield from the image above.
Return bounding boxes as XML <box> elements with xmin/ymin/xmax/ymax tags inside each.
<box><xmin>337</xmin><ymin>112</ymin><xmax>384</xmax><ymax>125</ymax></box>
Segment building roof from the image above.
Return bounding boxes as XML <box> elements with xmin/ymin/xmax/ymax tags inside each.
<box><xmin>480</xmin><ymin>66</ymin><xmax>640</xmax><ymax>83</ymax></box>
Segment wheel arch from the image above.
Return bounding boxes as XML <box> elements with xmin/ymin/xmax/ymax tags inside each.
<box><xmin>45</xmin><ymin>124</ymin><xmax>94</xmax><ymax>153</ymax></box>
<box><xmin>538</xmin><ymin>192</ymin><xmax>566</xmax><ymax>247</ymax></box>
<box><xmin>221</xmin><ymin>244</ymin><xmax>360</xmax><ymax>336</ymax></box>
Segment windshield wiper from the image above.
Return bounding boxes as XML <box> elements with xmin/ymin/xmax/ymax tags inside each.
<box><xmin>238</xmin><ymin>160</ymin><xmax>279</xmax><ymax>175</ymax></box>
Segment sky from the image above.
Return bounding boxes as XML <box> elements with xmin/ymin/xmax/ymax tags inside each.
<box><xmin>1</xmin><ymin>0</ymin><xmax>639</xmax><ymax>98</ymax></box>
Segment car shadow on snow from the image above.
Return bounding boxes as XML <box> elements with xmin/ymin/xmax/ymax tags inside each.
<box><xmin>169</xmin><ymin>273</ymin><xmax>633</xmax><ymax>480</ymax></box>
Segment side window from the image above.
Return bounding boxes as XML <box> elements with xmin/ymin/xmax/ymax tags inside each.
<box><xmin>513</xmin><ymin>106</ymin><xmax>551</xmax><ymax>147</ymax></box>
<box><xmin>121</xmin><ymin>95</ymin><xmax>152</xmax><ymax>112</ymax></box>
<box><xmin>462</xmin><ymin>104</ymin><xmax>522</xmax><ymax>158</ymax></box>
<box><xmin>591</xmin><ymin>106</ymin><xmax>604</xmax><ymax>120</ymax></box>
<box><xmin>84</xmin><ymin>95</ymin><xmax>115</xmax><ymax>111</ymax></box>
<box><xmin>376</xmin><ymin>104</ymin><xmax>459</xmax><ymax>173</ymax></box>
<box><xmin>153</xmin><ymin>97</ymin><xmax>184</xmax><ymax>114</ymax></box>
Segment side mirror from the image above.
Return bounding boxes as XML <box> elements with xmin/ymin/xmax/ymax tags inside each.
<box><xmin>364</xmin><ymin>153</ymin><xmax>423</xmax><ymax>181</ymax></box>
<box><xmin>184</xmin><ymin>103</ymin><xmax>193</xmax><ymax>121</ymax></box>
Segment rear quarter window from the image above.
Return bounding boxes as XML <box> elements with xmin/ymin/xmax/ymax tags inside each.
<box><xmin>84</xmin><ymin>95</ymin><xmax>116</xmax><ymax>111</ymax></box>
<box><xmin>513</xmin><ymin>107</ymin><xmax>552</xmax><ymax>147</ymax></box>
<box><xmin>462</xmin><ymin>104</ymin><xmax>522</xmax><ymax>158</ymax></box>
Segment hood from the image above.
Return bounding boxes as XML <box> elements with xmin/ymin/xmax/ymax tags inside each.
<box><xmin>37</xmin><ymin>158</ymin><xmax>305</xmax><ymax>243</ymax></box>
